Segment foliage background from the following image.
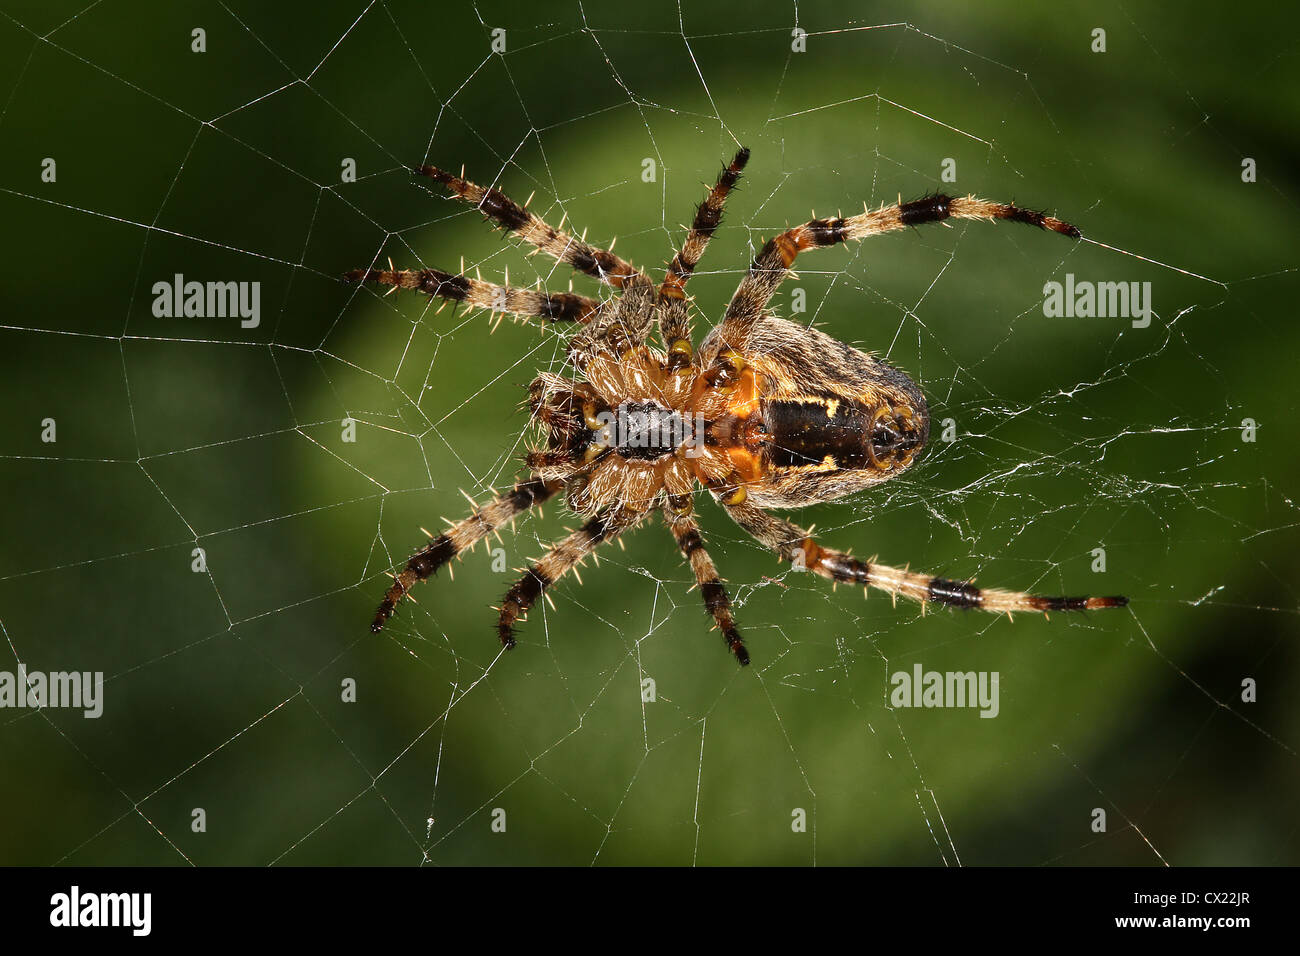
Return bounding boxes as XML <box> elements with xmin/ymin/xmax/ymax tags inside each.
<box><xmin>1</xmin><ymin>0</ymin><xmax>1296</xmax><ymax>865</ymax></box>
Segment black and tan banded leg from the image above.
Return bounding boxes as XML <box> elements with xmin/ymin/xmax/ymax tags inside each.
<box><xmin>665</xmin><ymin>510</ymin><xmax>749</xmax><ymax>665</ymax></box>
<box><xmin>715</xmin><ymin>193</ymin><xmax>1081</xmax><ymax>348</ymax></box>
<box><xmin>419</xmin><ymin>165</ymin><xmax>649</xmax><ymax>290</ymax></box>
<box><xmin>497</xmin><ymin>507</ymin><xmax>646</xmax><ymax>650</ymax></box>
<box><xmin>724</xmin><ymin>501</ymin><xmax>1126</xmax><ymax>617</ymax></box>
<box><xmin>658</xmin><ymin>147</ymin><xmax>749</xmax><ymax>370</ymax></box>
<box><xmin>345</xmin><ymin>265</ymin><xmax>604</xmax><ymax>325</ymax></box>
<box><xmin>372</xmin><ymin>477</ymin><xmax>564</xmax><ymax>633</ymax></box>
<box><xmin>523</xmin><ymin>449</ymin><xmax>599</xmax><ymax>484</ymax></box>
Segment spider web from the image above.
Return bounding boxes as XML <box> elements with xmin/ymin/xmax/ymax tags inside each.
<box><xmin>1</xmin><ymin>0</ymin><xmax>1297</xmax><ymax>866</ymax></box>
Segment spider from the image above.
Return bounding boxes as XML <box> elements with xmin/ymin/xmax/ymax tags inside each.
<box><xmin>350</xmin><ymin>147</ymin><xmax>1127</xmax><ymax>666</ymax></box>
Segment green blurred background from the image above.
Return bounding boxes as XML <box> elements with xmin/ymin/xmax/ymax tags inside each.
<box><xmin>1</xmin><ymin>0</ymin><xmax>1297</xmax><ymax>865</ymax></box>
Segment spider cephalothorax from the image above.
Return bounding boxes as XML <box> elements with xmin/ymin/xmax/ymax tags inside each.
<box><xmin>350</xmin><ymin>147</ymin><xmax>1125</xmax><ymax>665</ymax></box>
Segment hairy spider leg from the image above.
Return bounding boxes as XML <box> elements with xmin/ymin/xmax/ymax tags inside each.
<box><xmin>657</xmin><ymin>147</ymin><xmax>750</xmax><ymax>368</ymax></box>
<box><xmin>715</xmin><ymin>193</ymin><xmax>1081</xmax><ymax>350</ymax></box>
<box><xmin>665</xmin><ymin>510</ymin><xmax>749</xmax><ymax>664</ymax></box>
<box><xmin>419</xmin><ymin>165</ymin><xmax>649</xmax><ymax>289</ymax></box>
<box><xmin>372</xmin><ymin>477</ymin><xmax>564</xmax><ymax>633</ymax></box>
<box><xmin>346</xmin><ymin>265</ymin><xmax>604</xmax><ymax>324</ymax></box>
<box><xmin>724</xmin><ymin>501</ymin><xmax>1127</xmax><ymax>616</ymax></box>
<box><xmin>497</xmin><ymin>507</ymin><xmax>647</xmax><ymax>649</ymax></box>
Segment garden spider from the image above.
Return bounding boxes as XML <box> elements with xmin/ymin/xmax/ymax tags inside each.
<box><xmin>350</xmin><ymin>147</ymin><xmax>1126</xmax><ymax>665</ymax></box>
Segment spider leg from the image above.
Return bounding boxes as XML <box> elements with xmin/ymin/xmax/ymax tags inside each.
<box><xmin>419</xmin><ymin>165</ymin><xmax>649</xmax><ymax>290</ymax></box>
<box><xmin>345</xmin><ymin>265</ymin><xmax>604</xmax><ymax>325</ymax></box>
<box><xmin>372</xmin><ymin>477</ymin><xmax>563</xmax><ymax>633</ymax></box>
<box><xmin>657</xmin><ymin>147</ymin><xmax>749</xmax><ymax>368</ymax></box>
<box><xmin>497</xmin><ymin>507</ymin><xmax>646</xmax><ymax>650</ymax></box>
<box><xmin>664</xmin><ymin>509</ymin><xmax>749</xmax><ymax>665</ymax></box>
<box><xmin>524</xmin><ymin>449</ymin><xmax>594</xmax><ymax>483</ymax></box>
<box><xmin>714</xmin><ymin>193</ymin><xmax>1080</xmax><ymax>348</ymax></box>
<box><xmin>723</xmin><ymin>500</ymin><xmax>1127</xmax><ymax>616</ymax></box>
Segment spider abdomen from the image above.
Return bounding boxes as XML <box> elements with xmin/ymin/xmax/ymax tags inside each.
<box><xmin>764</xmin><ymin>397</ymin><xmax>926</xmax><ymax>469</ymax></box>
